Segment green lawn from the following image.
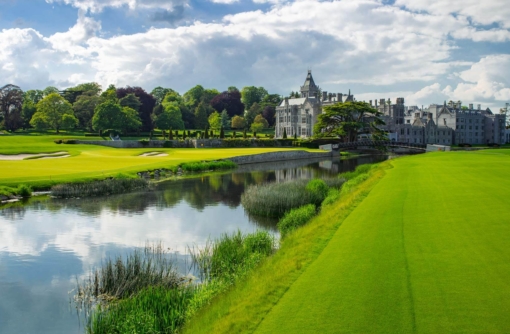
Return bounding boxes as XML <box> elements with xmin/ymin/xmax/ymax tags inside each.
<box><xmin>255</xmin><ymin>150</ymin><xmax>510</xmax><ymax>333</ymax></box>
<box><xmin>0</xmin><ymin>133</ymin><xmax>304</xmax><ymax>189</ymax></box>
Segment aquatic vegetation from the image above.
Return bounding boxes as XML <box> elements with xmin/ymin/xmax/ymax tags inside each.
<box><xmin>51</xmin><ymin>178</ymin><xmax>149</xmax><ymax>198</ymax></box>
<box><xmin>277</xmin><ymin>204</ymin><xmax>317</xmax><ymax>238</ymax></box>
<box><xmin>180</xmin><ymin>160</ymin><xmax>237</xmax><ymax>173</ymax></box>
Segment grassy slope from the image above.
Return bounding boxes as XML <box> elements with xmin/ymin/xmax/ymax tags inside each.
<box><xmin>0</xmin><ymin>134</ymin><xmax>309</xmax><ymax>189</ymax></box>
<box><xmin>182</xmin><ymin>160</ymin><xmax>387</xmax><ymax>334</ymax></box>
<box><xmin>255</xmin><ymin>150</ymin><xmax>510</xmax><ymax>333</ymax></box>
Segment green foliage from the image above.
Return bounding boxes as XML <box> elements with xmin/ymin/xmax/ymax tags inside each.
<box><xmin>150</xmin><ymin>86</ymin><xmax>174</xmax><ymax>104</ymax></box>
<box><xmin>277</xmin><ymin>204</ymin><xmax>316</xmax><ymax>238</ymax></box>
<box><xmin>16</xmin><ymin>184</ymin><xmax>32</xmax><ymax>198</ymax></box>
<box><xmin>120</xmin><ymin>106</ymin><xmax>142</xmax><ymax>133</ymax></box>
<box><xmin>208</xmin><ymin>111</ymin><xmax>221</xmax><ymax>130</ymax></box>
<box><xmin>119</xmin><ymin>93</ymin><xmax>142</xmax><ymax>112</ymax></box>
<box><xmin>100</xmin><ymin>84</ymin><xmax>118</xmax><ymax>103</ymax></box>
<box><xmin>305</xmin><ymin>179</ymin><xmax>329</xmax><ymax>206</ymax></box>
<box><xmin>62</xmin><ymin>139</ymin><xmax>77</xmax><ymax>144</ymax></box>
<box><xmin>73</xmin><ymin>94</ymin><xmax>101</xmax><ymax>130</ymax></box>
<box><xmin>220</xmin><ymin>126</ymin><xmax>225</xmax><ymax>138</ymax></box>
<box><xmin>241</xmin><ymin>86</ymin><xmax>268</xmax><ymax>110</ymax></box>
<box><xmin>338</xmin><ymin>164</ymin><xmax>373</xmax><ymax>181</ymax></box>
<box><xmin>322</xmin><ymin>188</ymin><xmax>341</xmax><ymax>206</ymax></box>
<box><xmin>180</xmin><ymin>160</ymin><xmax>236</xmax><ymax>172</ymax></box>
<box><xmin>194</xmin><ymin>102</ymin><xmax>209</xmax><ymax>129</ymax></box>
<box><xmin>220</xmin><ymin>109</ymin><xmax>230</xmax><ymax>129</ymax></box>
<box><xmin>51</xmin><ymin>178</ymin><xmax>150</xmax><ymax>198</ymax></box>
<box><xmin>231</xmin><ymin>115</ymin><xmax>245</xmax><ymax>129</ymax></box>
<box><xmin>283</xmin><ymin>127</ymin><xmax>287</xmax><ymax>139</ymax></box>
<box><xmin>245</xmin><ymin>102</ymin><xmax>262</xmax><ymax>128</ymax></box>
<box><xmin>92</xmin><ymin>101</ymin><xmax>123</xmax><ymax>132</ymax></box>
<box><xmin>32</xmin><ymin>93</ymin><xmax>77</xmax><ymax>133</ymax></box>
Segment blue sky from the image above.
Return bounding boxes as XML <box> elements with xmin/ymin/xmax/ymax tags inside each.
<box><xmin>0</xmin><ymin>0</ymin><xmax>509</xmax><ymax>108</ymax></box>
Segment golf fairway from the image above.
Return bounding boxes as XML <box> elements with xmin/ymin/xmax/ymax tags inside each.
<box><xmin>255</xmin><ymin>150</ymin><xmax>510</xmax><ymax>333</ymax></box>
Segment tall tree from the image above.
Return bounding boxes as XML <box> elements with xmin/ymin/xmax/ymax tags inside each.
<box><xmin>262</xmin><ymin>106</ymin><xmax>276</xmax><ymax>127</ymax></box>
<box><xmin>0</xmin><ymin>84</ymin><xmax>23</xmax><ymax>131</ymax></box>
<box><xmin>260</xmin><ymin>94</ymin><xmax>282</xmax><ymax>109</ymax></box>
<box><xmin>220</xmin><ymin>109</ymin><xmax>230</xmax><ymax>129</ymax></box>
<box><xmin>101</xmin><ymin>85</ymin><xmax>118</xmax><ymax>103</ymax></box>
<box><xmin>208</xmin><ymin>111</ymin><xmax>221</xmax><ymax>130</ymax></box>
<box><xmin>231</xmin><ymin>115</ymin><xmax>246</xmax><ymax>129</ymax></box>
<box><xmin>43</xmin><ymin>86</ymin><xmax>59</xmax><ymax>97</ymax></box>
<box><xmin>31</xmin><ymin>93</ymin><xmax>78</xmax><ymax>133</ymax></box>
<box><xmin>151</xmin><ymin>87</ymin><xmax>174</xmax><ymax>104</ymax></box>
<box><xmin>194</xmin><ymin>102</ymin><xmax>209</xmax><ymax>129</ymax></box>
<box><xmin>314</xmin><ymin>101</ymin><xmax>385</xmax><ymax>142</ymax></box>
<box><xmin>62</xmin><ymin>82</ymin><xmax>102</xmax><ymax>104</ymax></box>
<box><xmin>119</xmin><ymin>93</ymin><xmax>142</xmax><ymax>112</ymax></box>
<box><xmin>210</xmin><ymin>90</ymin><xmax>244</xmax><ymax>118</ymax></box>
<box><xmin>245</xmin><ymin>102</ymin><xmax>262</xmax><ymax>129</ymax></box>
<box><xmin>73</xmin><ymin>95</ymin><xmax>101</xmax><ymax>131</ymax></box>
<box><xmin>116</xmin><ymin>86</ymin><xmax>156</xmax><ymax>131</ymax></box>
<box><xmin>154</xmin><ymin>102</ymin><xmax>184</xmax><ymax>130</ymax></box>
<box><xmin>120</xmin><ymin>107</ymin><xmax>142</xmax><ymax>133</ymax></box>
<box><xmin>241</xmin><ymin>86</ymin><xmax>268</xmax><ymax>110</ymax></box>
<box><xmin>92</xmin><ymin>101</ymin><xmax>123</xmax><ymax>132</ymax></box>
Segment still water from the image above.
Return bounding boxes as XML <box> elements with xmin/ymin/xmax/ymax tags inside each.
<box><xmin>0</xmin><ymin>155</ymin><xmax>386</xmax><ymax>334</ymax></box>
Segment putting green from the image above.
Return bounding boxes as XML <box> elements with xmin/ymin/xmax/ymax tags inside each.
<box><xmin>255</xmin><ymin>150</ymin><xmax>510</xmax><ymax>333</ymax></box>
<box><xmin>0</xmin><ymin>134</ymin><xmax>309</xmax><ymax>189</ymax></box>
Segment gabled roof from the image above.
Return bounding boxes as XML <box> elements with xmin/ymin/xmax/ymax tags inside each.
<box><xmin>412</xmin><ymin>118</ymin><xmax>425</xmax><ymax>127</ymax></box>
<box><xmin>279</xmin><ymin>97</ymin><xmax>307</xmax><ymax>107</ymax></box>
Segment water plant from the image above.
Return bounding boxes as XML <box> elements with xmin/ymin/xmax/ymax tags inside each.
<box><xmin>180</xmin><ymin>160</ymin><xmax>236</xmax><ymax>173</ymax></box>
<box><xmin>277</xmin><ymin>204</ymin><xmax>317</xmax><ymax>238</ymax></box>
<box><xmin>51</xmin><ymin>178</ymin><xmax>149</xmax><ymax>198</ymax></box>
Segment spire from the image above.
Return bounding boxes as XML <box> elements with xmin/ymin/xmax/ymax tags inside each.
<box><xmin>300</xmin><ymin>70</ymin><xmax>319</xmax><ymax>98</ymax></box>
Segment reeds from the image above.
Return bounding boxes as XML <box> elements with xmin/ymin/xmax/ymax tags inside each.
<box><xmin>51</xmin><ymin>178</ymin><xmax>149</xmax><ymax>198</ymax></box>
<box><xmin>241</xmin><ymin>178</ymin><xmax>344</xmax><ymax>217</ymax></box>
<box><xmin>277</xmin><ymin>204</ymin><xmax>317</xmax><ymax>238</ymax></box>
<box><xmin>180</xmin><ymin>160</ymin><xmax>237</xmax><ymax>173</ymax></box>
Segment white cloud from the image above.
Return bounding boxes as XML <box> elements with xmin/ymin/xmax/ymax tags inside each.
<box><xmin>45</xmin><ymin>0</ymin><xmax>187</xmax><ymax>13</ymax></box>
<box><xmin>210</xmin><ymin>0</ymin><xmax>239</xmax><ymax>4</ymax></box>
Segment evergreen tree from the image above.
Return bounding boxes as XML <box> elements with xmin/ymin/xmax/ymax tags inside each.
<box><xmin>194</xmin><ymin>102</ymin><xmax>209</xmax><ymax>129</ymax></box>
<box><xmin>205</xmin><ymin>127</ymin><xmax>209</xmax><ymax>139</ymax></box>
<box><xmin>220</xmin><ymin>109</ymin><xmax>230</xmax><ymax>129</ymax></box>
<box><xmin>220</xmin><ymin>126</ymin><xmax>225</xmax><ymax>139</ymax></box>
<box><xmin>169</xmin><ymin>128</ymin><xmax>173</xmax><ymax>140</ymax></box>
<box><xmin>283</xmin><ymin>127</ymin><xmax>287</xmax><ymax>139</ymax></box>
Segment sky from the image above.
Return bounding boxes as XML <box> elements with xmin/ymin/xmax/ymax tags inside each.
<box><xmin>0</xmin><ymin>0</ymin><xmax>509</xmax><ymax>109</ymax></box>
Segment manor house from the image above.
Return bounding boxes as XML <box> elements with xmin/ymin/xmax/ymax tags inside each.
<box><xmin>276</xmin><ymin>71</ymin><xmax>507</xmax><ymax>145</ymax></box>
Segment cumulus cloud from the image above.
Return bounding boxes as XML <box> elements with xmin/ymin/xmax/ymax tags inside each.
<box><xmin>45</xmin><ymin>0</ymin><xmax>187</xmax><ymax>13</ymax></box>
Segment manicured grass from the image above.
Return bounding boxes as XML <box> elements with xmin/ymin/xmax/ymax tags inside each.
<box><xmin>255</xmin><ymin>150</ymin><xmax>510</xmax><ymax>333</ymax></box>
<box><xmin>0</xmin><ymin>133</ymin><xmax>311</xmax><ymax>189</ymax></box>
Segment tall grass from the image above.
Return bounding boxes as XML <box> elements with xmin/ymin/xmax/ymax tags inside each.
<box><xmin>338</xmin><ymin>163</ymin><xmax>373</xmax><ymax>181</ymax></box>
<box><xmin>241</xmin><ymin>178</ymin><xmax>343</xmax><ymax>217</ymax></box>
<box><xmin>88</xmin><ymin>286</ymin><xmax>196</xmax><ymax>334</ymax></box>
<box><xmin>180</xmin><ymin>160</ymin><xmax>237</xmax><ymax>173</ymax></box>
<box><xmin>51</xmin><ymin>178</ymin><xmax>149</xmax><ymax>198</ymax></box>
<box><xmin>0</xmin><ymin>184</ymin><xmax>32</xmax><ymax>198</ymax></box>
<box><xmin>277</xmin><ymin>204</ymin><xmax>317</xmax><ymax>238</ymax></box>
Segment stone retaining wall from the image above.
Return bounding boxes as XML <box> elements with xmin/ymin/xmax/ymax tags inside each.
<box><xmin>228</xmin><ymin>150</ymin><xmax>332</xmax><ymax>165</ymax></box>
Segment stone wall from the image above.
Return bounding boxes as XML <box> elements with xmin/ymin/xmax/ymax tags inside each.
<box><xmin>228</xmin><ymin>150</ymin><xmax>332</xmax><ymax>165</ymax></box>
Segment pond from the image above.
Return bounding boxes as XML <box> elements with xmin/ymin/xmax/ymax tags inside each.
<box><xmin>0</xmin><ymin>155</ymin><xmax>387</xmax><ymax>334</ymax></box>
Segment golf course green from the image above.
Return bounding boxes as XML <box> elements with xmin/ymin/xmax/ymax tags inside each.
<box><xmin>255</xmin><ymin>150</ymin><xmax>510</xmax><ymax>333</ymax></box>
<box><xmin>0</xmin><ymin>134</ymin><xmax>307</xmax><ymax>189</ymax></box>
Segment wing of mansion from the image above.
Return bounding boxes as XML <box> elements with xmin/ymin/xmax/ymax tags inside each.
<box><xmin>276</xmin><ymin>71</ymin><xmax>508</xmax><ymax>145</ymax></box>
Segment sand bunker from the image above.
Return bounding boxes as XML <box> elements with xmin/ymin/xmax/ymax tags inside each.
<box><xmin>140</xmin><ymin>152</ymin><xmax>169</xmax><ymax>157</ymax></box>
<box><xmin>0</xmin><ymin>151</ymin><xmax>69</xmax><ymax>161</ymax></box>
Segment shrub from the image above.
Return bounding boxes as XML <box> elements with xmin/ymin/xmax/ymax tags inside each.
<box><xmin>163</xmin><ymin>140</ymin><xmax>173</xmax><ymax>148</ymax></box>
<box><xmin>139</xmin><ymin>139</ymin><xmax>150</xmax><ymax>147</ymax></box>
<box><xmin>51</xmin><ymin>178</ymin><xmax>150</xmax><ymax>198</ymax></box>
<box><xmin>180</xmin><ymin>160</ymin><xmax>236</xmax><ymax>172</ymax></box>
<box><xmin>277</xmin><ymin>204</ymin><xmax>317</xmax><ymax>238</ymax></box>
<box><xmin>16</xmin><ymin>184</ymin><xmax>32</xmax><ymax>198</ymax></box>
<box><xmin>305</xmin><ymin>179</ymin><xmax>329</xmax><ymax>206</ymax></box>
<box><xmin>62</xmin><ymin>139</ymin><xmax>77</xmax><ymax>144</ymax></box>
<box><xmin>338</xmin><ymin>164</ymin><xmax>373</xmax><ymax>181</ymax></box>
<box><xmin>54</xmin><ymin>139</ymin><xmax>62</xmax><ymax>144</ymax></box>
<box><xmin>322</xmin><ymin>188</ymin><xmax>341</xmax><ymax>207</ymax></box>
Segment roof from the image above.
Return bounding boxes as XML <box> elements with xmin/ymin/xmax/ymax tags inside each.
<box><xmin>300</xmin><ymin>70</ymin><xmax>318</xmax><ymax>92</ymax></box>
<box><xmin>279</xmin><ymin>97</ymin><xmax>307</xmax><ymax>107</ymax></box>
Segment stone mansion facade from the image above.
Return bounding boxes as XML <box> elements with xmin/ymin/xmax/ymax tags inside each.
<box><xmin>276</xmin><ymin>71</ymin><xmax>507</xmax><ymax>145</ymax></box>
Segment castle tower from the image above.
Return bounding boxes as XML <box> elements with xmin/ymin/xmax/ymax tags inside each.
<box><xmin>300</xmin><ymin>70</ymin><xmax>320</xmax><ymax>99</ymax></box>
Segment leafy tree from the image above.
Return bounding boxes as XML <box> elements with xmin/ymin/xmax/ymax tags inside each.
<box><xmin>194</xmin><ymin>102</ymin><xmax>209</xmax><ymax>129</ymax></box>
<box><xmin>260</xmin><ymin>94</ymin><xmax>282</xmax><ymax>109</ymax></box>
<box><xmin>73</xmin><ymin>95</ymin><xmax>101</xmax><ymax>130</ymax></box>
<box><xmin>21</xmin><ymin>99</ymin><xmax>37</xmax><ymax>129</ymax></box>
<box><xmin>251</xmin><ymin>122</ymin><xmax>264</xmax><ymax>133</ymax></box>
<box><xmin>252</xmin><ymin>114</ymin><xmax>269</xmax><ymax>128</ymax></box>
<box><xmin>151</xmin><ymin>87</ymin><xmax>174</xmax><ymax>104</ymax></box>
<box><xmin>31</xmin><ymin>93</ymin><xmax>77</xmax><ymax>133</ymax></box>
<box><xmin>245</xmin><ymin>102</ymin><xmax>262</xmax><ymax>128</ymax></box>
<box><xmin>0</xmin><ymin>84</ymin><xmax>23</xmax><ymax>131</ymax></box>
<box><xmin>119</xmin><ymin>93</ymin><xmax>142</xmax><ymax>112</ymax></box>
<box><xmin>208</xmin><ymin>111</ymin><xmax>221</xmax><ymax>130</ymax></box>
<box><xmin>92</xmin><ymin>101</ymin><xmax>123</xmax><ymax>132</ymax></box>
<box><xmin>154</xmin><ymin>101</ymin><xmax>184</xmax><ymax>130</ymax></box>
<box><xmin>231</xmin><ymin>115</ymin><xmax>246</xmax><ymax>129</ymax></box>
<box><xmin>101</xmin><ymin>85</ymin><xmax>118</xmax><ymax>103</ymax></box>
<box><xmin>120</xmin><ymin>107</ymin><xmax>142</xmax><ymax>133</ymax></box>
<box><xmin>62</xmin><ymin>82</ymin><xmax>101</xmax><ymax>104</ymax></box>
<box><xmin>24</xmin><ymin>90</ymin><xmax>44</xmax><ymax>104</ymax></box>
<box><xmin>314</xmin><ymin>101</ymin><xmax>385</xmax><ymax>142</ymax></box>
<box><xmin>210</xmin><ymin>90</ymin><xmax>244</xmax><ymax>118</ymax></box>
<box><xmin>43</xmin><ymin>86</ymin><xmax>59</xmax><ymax>97</ymax></box>
<box><xmin>262</xmin><ymin>106</ymin><xmax>276</xmax><ymax>127</ymax></box>
<box><xmin>183</xmin><ymin>85</ymin><xmax>205</xmax><ymax>109</ymax></box>
<box><xmin>241</xmin><ymin>86</ymin><xmax>268</xmax><ymax>110</ymax></box>
<box><xmin>116</xmin><ymin>87</ymin><xmax>156</xmax><ymax>132</ymax></box>
<box><xmin>228</xmin><ymin>86</ymin><xmax>239</xmax><ymax>92</ymax></box>
<box><xmin>220</xmin><ymin>109</ymin><xmax>230</xmax><ymax>129</ymax></box>
<box><xmin>220</xmin><ymin>126</ymin><xmax>225</xmax><ymax>139</ymax></box>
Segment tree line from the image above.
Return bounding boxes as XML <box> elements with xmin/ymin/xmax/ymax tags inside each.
<box><xmin>0</xmin><ymin>83</ymin><xmax>282</xmax><ymax>135</ymax></box>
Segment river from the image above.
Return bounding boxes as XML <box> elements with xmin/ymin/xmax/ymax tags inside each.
<box><xmin>0</xmin><ymin>155</ymin><xmax>386</xmax><ymax>334</ymax></box>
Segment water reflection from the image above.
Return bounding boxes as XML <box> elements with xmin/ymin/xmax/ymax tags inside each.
<box><xmin>0</xmin><ymin>155</ymin><xmax>386</xmax><ymax>334</ymax></box>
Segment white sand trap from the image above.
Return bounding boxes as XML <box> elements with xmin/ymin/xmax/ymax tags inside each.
<box><xmin>39</xmin><ymin>155</ymin><xmax>71</xmax><ymax>159</ymax></box>
<box><xmin>140</xmin><ymin>152</ymin><xmax>169</xmax><ymax>157</ymax></box>
<box><xmin>0</xmin><ymin>151</ymin><xmax>68</xmax><ymax>161</ymax></box>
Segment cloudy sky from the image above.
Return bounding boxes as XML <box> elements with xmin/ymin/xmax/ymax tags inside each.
<box><xmin>0</xmin><ymin>0</ymin><xmax>509</xmax><ymax>108</ymax></box>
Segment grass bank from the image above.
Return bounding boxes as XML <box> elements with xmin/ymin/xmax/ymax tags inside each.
<box><xmin>254</xmin><ymin>149</ymin><xmax>510</xmax><ymax>333</ymax></box>
<box><xmin>0</xmin><ymin>134</ymin><xmax>315</xmax><ymax>189</ymax></box>
<box><xmin>182</xmin><ymin>161</ymin><xmax>387</xmax><ymax>333</ymax></box>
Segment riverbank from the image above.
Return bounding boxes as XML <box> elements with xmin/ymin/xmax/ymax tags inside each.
<box><xmin>0</xmin><ymin>135</ymin><xmax>322</xmax><ymax>190</ymax></box>
<box><xmin>184</xmin><ymin>149</ymin><xmax>510</xmax><ymax>333</ymax></box>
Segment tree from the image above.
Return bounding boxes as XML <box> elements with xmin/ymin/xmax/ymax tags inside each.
<box><xmin>245</xmin><ymin>102</ymin><xmax>262</xmax><ymax>128</ymax></box>
<box><xmin>194</xmin><ymin>102</ymin><xmax>209</xmax><ymax>129</ymax></box>
<box><xmin>210</xmin><ymin>90</ymin><xmax>245</xmax><ymax>118</ymax></box>
<box><xmin>241</xmin><ymin>86</ymin><xmax>268</xmax><ymax>110</ymax></box>
<box><xmin>31</xmin><ymin>93</ymin><xmax>77</xmax><ymax>133</ymax></box>
<box><xmin>119</xmin><ymin>93</ymin><xmax>142</xmax><ymax>112</ymax></box>
<box><xmin>62</xmin><ymin>82</ymin><xmax>101</xmax><ymax>104</ymax></box>
<box><xmin>43</xmin><ymin>86</ymin><xmax>59</xmax><ymax>97</ymax></box>
<box><xmin>250</xmin><ymin>122</ymin><xmax>264</xmax><ymax>133</ymax></box>
<box><xmin>101</xmin><ymin>85</ymin><xmax>118</xmax><ymax>103</ymax></box>
<box><xmin>228</xmin><ymin>86</ymin><xmax>239</xmax><ymax>92</ymax></box>
<box><xmin>0</xmin><ymin>84</ymin><xmax>23</xmax><ymax>131</ymax></box>
<box><xmin>21</xmin><ymin>99</ymin><xmax>37</xmax><ymax>129</ymax></box>
<box><xmin>262</xmin><ymin>106</ymin><xmax>276</xmax><ymax>127</ymax></box>
<box><xmin>120</xmin><ymin>107</ymin><xmax>142</xmax><ymax>133</ymax></box>
<box><xmin>220</xmin><ymin>109</ymin><xmax>230</xmax><ymax>129</ymax></box>
<box><xmin>252</xmin><ymin>114</ymin><xmax>269</xmax><ymax>128</ymax></box>
<box><xmin>154</xmin><ymin>101</ymin><xmax>184</xmax><ymax>130</ymax></box>
<box><xmin>183</xmin><ymin>85</ymin><xmax>205</xmax><ymax>109</ymax></box>
<box><xmin>314</xmin><ymin>101</ymin><xmax>385</xmax><ymax>142</ymax></box>
<box><xmin>73</xmin><ymin>95</ymin><xmax>101</xmax><ymax>131</ymax></box>
<box><xmin>151</xmin><ymin>87</ymin><xmax>174</xmax><ymax>104</ymax></box>
<box><xmin>24</xmin><ymin>90</ymin><xmax>44</xmax><ymax>104</ymax></box>
<box><xmin>260</xmin><ymin>94</ymin><xmax>282</xmax><ymax>109</ymax></box>
<box><xmin>231</xmin><ymin>115</ymin><xmax>246</xmax><ymax>129</ymax></box>
<box><xmin>283</xmin><ymin>127</ymin><xmax>287</xmax><ymax>139</ymax></box>
<box><xmin>220</xmin><ymin>126</ymin><xmax>225</xmax><ymax>139</ymax></box>
<box><xmin>92</xmin><ymin>101</ymin><xmax>123</xmax><ymax>132</ymax></box>
<box><xmin>208</xmin><ymin>111</ymin><xmax>221</xmax><ymax>130</ymax></box>
<box><xmin>116</xmin><ymin>87</ymin><xmax>156</xmax><ymax>132</ymax></box>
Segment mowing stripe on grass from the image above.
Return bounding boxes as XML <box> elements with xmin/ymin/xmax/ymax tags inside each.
<box><xmin>255</xmin><ymin>151</ymin><xmax>510</xmax><ymax>334</ymax></box>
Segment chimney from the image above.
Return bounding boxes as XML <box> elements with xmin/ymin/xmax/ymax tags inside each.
<box><xmin>478</xmin><ymin>104</ymin><xmax>481</xmax><ymax>110</ymax></box>
<box><xmin>469</xmin><ymin>103</ymin><xmax>473</xmax><ymax>110</ymax></box>
<box><xmin>322</xmin><ymin>91</ymin><xmax>327</xmax><ymax>101</ymax></box>
<box><xmin>339</xmin><ymin>93</ymin><xmax>343</xmax><ymax>103</ymax></box>
<box><xmin>415</xmin><ymin>112</ymin><xmax>420</xmax><ymax>118</ymax></box>
<box><xmin>328</xmin><ymin>93</ymin><xmax>332</xmax><ymax>101</ymax></box>
<box><xmin>369</xmin><ymin>100</ymin><xmax>373</xmax><ymax>106</ymax></box>
<box><xmin>284</xmin><ymin>97</ymin><xmax>289</xmax><ymax>105</ymax></box>
<box><xmin>427</xmin><ymin>113</ymin><xmax>432</xmax><ymax>120</ymax></box>
<box><xmin>380</xmin><ymin>98</ymin><xmax>385</xmax><ymax>106</ymax></box>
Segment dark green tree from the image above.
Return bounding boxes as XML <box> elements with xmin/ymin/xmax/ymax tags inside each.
<box><xmin>119</xmin><ymin>93</ymin><xmax>141</xmax><ymax>112</ymax></box>
<box><xmin>241</xmin><ymin>86</ymin><xmax>268</xmax><ymax>110</ymax></box>
<box><xmin>220</xmin><ymin>126</ymin><xmax>225</xmax><ymax>139</ymax></box>
<box><xmin>283</xmin><ymin>127</ymin><xmax>287</xmax><ymax>139</ymax></box>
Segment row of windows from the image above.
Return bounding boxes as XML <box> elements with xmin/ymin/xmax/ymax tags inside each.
<box><xmin>456</xmin><ymin>125</ymin><xmax>484</xmax><ymax>130</ymax></box>
<box><xmin>457</xmin><ymin>118</ymin><xmax>482</xmax><ymax>123</ymax></box>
